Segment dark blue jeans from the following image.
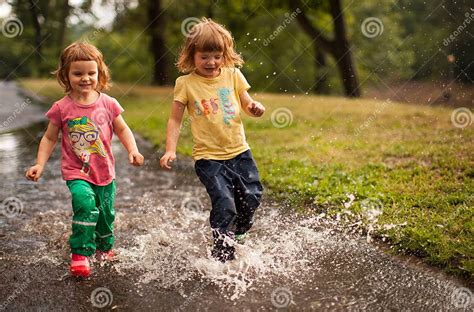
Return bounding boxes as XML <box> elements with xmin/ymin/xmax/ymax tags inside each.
<box><xmin>195</xmin><ymin>149</ymin><xmax>263</xmax><ymax>235</ymax></box>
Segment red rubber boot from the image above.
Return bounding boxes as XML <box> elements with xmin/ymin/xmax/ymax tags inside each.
<box><xmin>70</xmin><ymin>254</ymin><xmax>91</xmax><ymax>277</ymax></box>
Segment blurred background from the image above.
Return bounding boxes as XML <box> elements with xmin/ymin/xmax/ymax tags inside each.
<box><xmin>0</xmin><ymin>0</ymin><xmax>473</xmax><ymax>106</ymax></box>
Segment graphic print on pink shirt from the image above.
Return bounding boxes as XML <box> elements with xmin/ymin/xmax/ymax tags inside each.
<box><xmin>67</xmin><ymin>116</ymin><xmax>107</xmax><ymax>176</ymax></box>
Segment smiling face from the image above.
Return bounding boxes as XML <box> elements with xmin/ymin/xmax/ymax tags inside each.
<box><xmin>68</xmin><ymin>61</ymin><xmax>99</xmax><ymax>95</ymax></box>
<box><xmin>193</xmin><ymin>50</ymin><xmax>223</xmax><ymax>78</ymax></box>
<box><xmin>70</xmin><ymin>130</ymin><xmax>98</xmax><ymax>150</ymax></box>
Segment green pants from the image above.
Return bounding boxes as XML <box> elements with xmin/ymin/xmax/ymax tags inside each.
<box><xmin>66</xmin><ymin>179</ymin><xmax>116</xmax><ymax>256</ymax></box>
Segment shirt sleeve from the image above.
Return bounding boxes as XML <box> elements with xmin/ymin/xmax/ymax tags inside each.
<box><xmin>234</xmin><ymin>68</ymin><xmax>251</xmax><ymax>94</ymax></box>
<box><xmin>109</xmin><ymin>97</ymin><xmax>125</xmax><ymax>120</ymax></box>
<box><xmin>173</xmin><ymin>76</ymin><xmax>188</xmax><ymax>105</ymax></box>
<box><xmin>45</xmin><ymin>103</ymin><xmax>62</xmax><ymax>128</ymax></box>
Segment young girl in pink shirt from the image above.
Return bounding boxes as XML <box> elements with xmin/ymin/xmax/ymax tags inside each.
<box><xmin>26</xmin><ymin>42</ymin><xmax>144</xmax><ymax>277</ymax></box>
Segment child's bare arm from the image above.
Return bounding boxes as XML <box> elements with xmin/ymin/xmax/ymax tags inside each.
<box><xmin>25</xmin><ymin>122</ymin><xmax>59</xmax><ymax>181</ymax></box>
<box><xmin>113</xmin><ymin>115</ymin><xmax>144</xmax><ymax>166</ymax></box>
<box><xmin>160</xmin><ymin>101</ymin><xmax>186</xmax><ymax>169</ymax></box>
<box><xmin>239</xmin><ymin>90</ymin><xmax>265</xmax><ymax>117</ymax></box>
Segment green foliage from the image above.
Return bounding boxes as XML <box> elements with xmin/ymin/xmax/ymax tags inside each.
<box><xmin>3</xmin><ymin>0</ymin><xmax>473</xmax><ymax>88</ymax></box>
<box><xmin>349</xmin><ymin>1</ymin><xmax>416</xmax><ymax>82</ymax></box>
<box><xmin>2</xmin><ymin>0</ymin><xmax>85</xmax><ymax>77</ymax></box>
<box><xmin>88</xmin><ymin>31</ymin><xmax>154</xmax><ymax>84</ymax></box>
<box><xmin>0</xmin><ymin>34</ymin><xmax>31</xmax><ymax>78</ymax></box>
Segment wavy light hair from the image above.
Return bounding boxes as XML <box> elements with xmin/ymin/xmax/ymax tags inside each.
<box><xmin>176</xmin><ymin>18</ymin><xmax>244</xmax><ymax>73</ymax></box>
<box><xmin>55</xmin><ymin>42</ymin><xmax>110</xmax><ymax>92</ymax></box>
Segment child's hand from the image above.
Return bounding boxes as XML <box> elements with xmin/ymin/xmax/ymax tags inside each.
<box><xmin>248</xmin><ymin>101</ymin><xmax>265</xmax><ymax>117</ymax></box>
<box><xmin>129</xmin><ymin>151</ymin><xmax>144</xmax><ymax>166</ymax></box>
<box><xmin>25</xmin><ymin>164</ymin><xmax>44</xmax><ymax>182</ymax></box>
<box><xmin>160</xmin><ymin>151</ymin><xmax>176</xmax><ymax>170</ymax></box>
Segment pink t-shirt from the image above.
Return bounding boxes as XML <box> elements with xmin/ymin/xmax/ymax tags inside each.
<box><xmin>46</xmin><ymin>93</ymin><xmax>124</xmax><ymax>186</ymax></box>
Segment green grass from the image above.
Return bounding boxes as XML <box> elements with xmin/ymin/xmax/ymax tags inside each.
<box><xmin>20</xmin><ymin>78</ymin><xmax>473</xmax><ymax>278</ymax></box>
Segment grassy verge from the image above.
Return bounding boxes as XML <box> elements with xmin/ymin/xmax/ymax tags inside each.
<box><xmin>20</xmin><ymin>78</ymin><xmax>473</xmax><ymax>278</ymax></box>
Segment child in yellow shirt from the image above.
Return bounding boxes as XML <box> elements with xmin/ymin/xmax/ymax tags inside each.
<box><xmin>160</xmin><ymin>18</ymin><xmax>265</xmax><ymax>262</ymax></box>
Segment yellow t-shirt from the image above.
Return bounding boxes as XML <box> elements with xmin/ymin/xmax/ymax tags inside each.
<box><xmin>174</xmin><ymin>67</ymin><xmax>251</xmax><ymax>160</ymax></box>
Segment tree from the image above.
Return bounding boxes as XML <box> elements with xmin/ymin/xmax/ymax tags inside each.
<box><xmin>289</xmin><ymin>0</ymin><xmax>361</xmax><ymax>97</ymax></box>
<box><xmin>57</xmin><ymin>0</ymin><xmax>71</xmax><ymax>51</ymax></box>
<box><xmin>5</xmin><ymin>0</ymin><xmax>90</xmax><ymax>78</ymax></box>
<box><xmin>147</xmin><ymin>0</ymin><xmax>169</xmax><ymax>85</ymax></box>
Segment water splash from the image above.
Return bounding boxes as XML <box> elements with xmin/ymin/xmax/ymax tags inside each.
<box><xmin>114</xmin><ymin>197</ymin><xmax>333</xmax><ymax>300</ymax></box>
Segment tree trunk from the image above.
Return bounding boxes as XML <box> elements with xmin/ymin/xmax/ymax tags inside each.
<box><xmin>289</xmin><ymin>0</ymin><xmax>360</xmax><ymax>97</ymax></box>
<box><xmin>147</xmin><ymin>0</ymin><xmax>168</xmax><ymax>85</ymax></box>
<box><xmin>28</xmin><ymin>0</ymin><xmax>42</xmax><ymax>65</ymax></box>
<box><xmin>314</xmin><ymin>49</ymin><xmax>329</xmax><ymax>94</ymax></box>
<box><xmin>333</xmin><ymin>45</ymin><xmax>361</xmax><ymax>97</ymax></box>
<box><xmin>329</xmin><ymin>0</ymin><xmax>361</xmax><ymax>97</ymax></box>
<box><xmin>58</xmin><ymin>0</ymin><xmax>70</xmax><ymax>52</ymax></box>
